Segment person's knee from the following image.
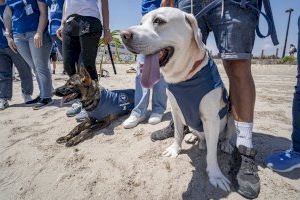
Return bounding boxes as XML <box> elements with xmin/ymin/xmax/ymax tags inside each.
<box><xmin>223</xmin><ymin>60</ymin><xmax>253</xmax><ymax>83</ymax></box>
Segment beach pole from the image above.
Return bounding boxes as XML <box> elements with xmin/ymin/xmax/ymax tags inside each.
<box><xmin>107</xmin><ymin>44</ymin><xmax>117</xmax><ymax>75</ymax></box>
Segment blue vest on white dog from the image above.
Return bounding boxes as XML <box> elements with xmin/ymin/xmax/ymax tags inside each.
<box><xmin>88</xmin><ymin>89</ymin><xmax>135</xmax><ymax>120</ymax></box>
<box><xmin>167</xmin><ymin>58</ymin><xmax>228</xmax><ymax>132</ymax></box>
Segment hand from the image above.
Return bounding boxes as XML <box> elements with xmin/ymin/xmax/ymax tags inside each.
<box><xmin>103</xmin><ymin>29</ymin><xmax>112</xmax><ymax>44</ymax></box>
<box><xmin>56</xmin><ymin>25</ymin><xmax>64</xmax><ymax>41</ymax></box>
<box><xmin>34</xmin><ymin>32</ymin><xmax>43</xmax><ymax>48</ymax></box>
<box><xmin>7</xmin><ymin>37</ymin><xmax>18</xmax><ymax>53</ymax></box>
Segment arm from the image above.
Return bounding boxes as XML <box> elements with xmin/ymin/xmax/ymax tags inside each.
<box><xmin>101</xmin><ymin>0</ymin><xmax>112</xmax><ymax>44</ymax></box>
<box><xmin>56</xmin><ymin>0</ymin><xmax>66</xmax><ymax>41</ymax></box>
<box><xmin>3</xmin><ymin>5</ymin><xmax>17</xmax><ymax>53</ymax></box>
<box><xmin>35</xmin><ymin>0</ymin><xmax>48</xmax><ymax>48</ymax></box>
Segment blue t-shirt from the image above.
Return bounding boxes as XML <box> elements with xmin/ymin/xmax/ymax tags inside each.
<box><xmin>142</xmin><ymin>0</ymin><xmax>161</xmax><ymax>16</ymax></box>
<box><xmin>7</xmin><ymin>0</ymin><xmax>46</xmax><ymax>34</ymax></box>
<box><xmin>45</xmin><ymin>0</ymin><xmax>63</xmax><ymax>36</ymax></box>
<box><xmin>167</xmin><ymin>58</ymin><xmax>228</xmax><ymax>132</ymax></box>
<box><xmin>0</xmin><ymin>4</ymin><xmax>8</xmax><ymax>48</ymax></box>
<box><xmin>88</xmin><ymin>89</ymin><xmax>135</xmax><ymax>121</ymax></box>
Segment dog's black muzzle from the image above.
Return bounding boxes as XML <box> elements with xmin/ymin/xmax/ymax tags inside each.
<box><xmin>53</xmin><ymin>86</ymin><xmax>75</xmax><ymax>97</ymax></box>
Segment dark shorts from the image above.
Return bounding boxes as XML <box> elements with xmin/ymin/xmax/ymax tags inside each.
<box><xmin>177</xmin><ymin>0</ymin><xmax>259</xmax><ymax>60</ymax></box>
<box><xmin>50</xmin><ymin>52</ymin><xmax>57</xmax><ymax>62</ymax></box>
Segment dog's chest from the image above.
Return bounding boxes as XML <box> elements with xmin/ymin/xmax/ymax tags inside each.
<box><xmin>167</xmin><ymin>59</ymin><xmax>227</xmax><ymax>132</ymax></box>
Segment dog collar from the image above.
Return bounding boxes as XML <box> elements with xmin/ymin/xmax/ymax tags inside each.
<box><xmin>187</xmin><ymin>53</ymin><xmax>207</xmax><ymax>77</ymax></box>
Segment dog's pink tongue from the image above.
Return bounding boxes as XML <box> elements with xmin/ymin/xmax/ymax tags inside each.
<box><xmin>141</xmin><ymin>53</ymin><xmax>160</xmax><ymax>88</ymax></box>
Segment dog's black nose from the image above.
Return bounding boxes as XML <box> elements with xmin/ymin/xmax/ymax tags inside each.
<box><xmin>121</xmin><ymin>30</ymin><xmax>133</xmax><ymax>42</ymax></box>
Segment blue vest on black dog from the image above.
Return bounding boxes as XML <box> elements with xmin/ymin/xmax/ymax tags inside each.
<box><xmin>167</xmin><ymin>58</ymin><xmax>228</xmax><ymax>132</ymax></box>
<box><xmin>88</xmin><ymin>89</ymin><xmax>135</xmax><ymax>120</ymax></box>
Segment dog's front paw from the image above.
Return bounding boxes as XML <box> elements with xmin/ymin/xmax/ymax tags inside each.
<box><xmin>219</xmin><ymin>140</ymin><xmax>234</xmax><ymax>154</ymax></box>
<box><xmin>162</xmin><ymin>144</ymin><xmax>181</xmax><ymax>158</ymax></box>
<box><xmin>184</xmin><ymin>134</ymin><xmax>198</xmax><ymax>144</ymax></box>
<box><xmin>207</xmin><ymin>168</ymin><xmax>231</xmax><ymax>192</ymax></box>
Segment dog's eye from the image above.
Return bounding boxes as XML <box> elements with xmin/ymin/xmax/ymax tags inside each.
<box><xmin>153</xmin><ymin>18</ymin><xmax>166</xmax><ymax>25</ymax></box>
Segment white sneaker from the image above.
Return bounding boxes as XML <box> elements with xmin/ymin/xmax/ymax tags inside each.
<box><xmin>122</xmin><ymin>113</ymin><xmax>146</xmax><ymax>129</ymax></box>
<box><xmin>75</xmin><ymin>109</ymin><xmax>88</xmax><ymax>122</ymax></box>
<box><xmin>22</xmin><ymin>93</ymin><xmax>32</xmax><ymax>103</ymax></box>
<box><xmin>0</xmin><ymin>99</ymin><xmax>9</xmax><ymax>110</ymax></box>
<box><xmin>148</xmin><ymin>113</ymin><xmax>163</xmax><ymax>125</ymax></box>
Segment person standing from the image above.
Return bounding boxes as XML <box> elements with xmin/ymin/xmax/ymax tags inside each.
<box><xmin>45</xmin><ymin>0</ymin><xmax>63</xmax><ymax>56</ymax></box>
<box><xmin>122</xmin><ymin>0</ymin><xmax>168</xmax><ymax>129</ymax></box>
<box><xmin>0</xmin><ymin>0</ymin><xmax>33</xmax><ymax>110</ymax></box>
<box><xmin>56</xmin><ymin>0</ymin><xmax>112</xmax><ymax>121</ymax></box>
<box><xmin>265</xmin><ymin>16</ymin><xmax>300</xmax><ymax>172</ymax></box>
<box><xmin>4</xmin><ymin>0</ymin><xmax>53</xmax><ymax>110</ymax></box>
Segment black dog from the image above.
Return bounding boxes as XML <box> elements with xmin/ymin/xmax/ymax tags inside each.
<box><xmin>54</xmin><ymin>67</ymin><xmax>135</xmax><ymax>147</ymax></box>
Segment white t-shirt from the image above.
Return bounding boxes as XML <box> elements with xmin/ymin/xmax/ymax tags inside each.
<box><xmin>65</xmin><ymin>0</ymin><xmax>102</xmax><ymax>20</ymax></box>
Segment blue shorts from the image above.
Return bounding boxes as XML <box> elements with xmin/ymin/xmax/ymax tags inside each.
<box><xmin>177</xmin><ymin>0</ymin><xmax>259</xmax><ymax>60</ymax></box>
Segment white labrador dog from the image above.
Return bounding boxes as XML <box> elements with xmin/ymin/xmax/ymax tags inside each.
<box><xmin>121</xmin><ymin>7</ymin><xmax>235</xmax><ymax>191</ymax></box>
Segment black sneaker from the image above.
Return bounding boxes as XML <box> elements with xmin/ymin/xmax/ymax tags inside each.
<box><xmin>33</xmin><ymin>98</ymin><xmax>54</xmax><ymax>110</ymax></box>
<box><xmin>229</xmin><ymin>145</ymin><xmax>260</xmax><ymax>199</ymax></box>
<box><xmin>25</xmin><ymin>96</ymin><xmax>41</xmax><ymax>105</ymax></box>
<box><xmin>150</xmin><ymin>120</ymin><xmax>190</xmax><ymax>141</ymax></box>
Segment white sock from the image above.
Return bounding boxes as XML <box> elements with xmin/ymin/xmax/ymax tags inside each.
<box><xmin>235</xmin><ymin>121</ymin><xmax>253</xmax><ymax>149</ymax></box>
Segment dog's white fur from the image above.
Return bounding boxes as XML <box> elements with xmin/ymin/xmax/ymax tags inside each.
<box><xmin>122</xmin><ymin>7</ymin><xmax>235</xmax><ymax>191</ymax></box>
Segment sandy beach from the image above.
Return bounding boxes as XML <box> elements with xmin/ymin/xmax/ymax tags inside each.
<box><xmin>0</xmin><ymin>63</ymin><xmax>299</xmax><ymax>200</ymax></box>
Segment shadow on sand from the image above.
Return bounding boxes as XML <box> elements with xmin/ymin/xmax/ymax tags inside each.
<box><xmin>10</xmin><ymin>98</ymin><xmax>70</xmax><ymax>108</ymax></box>
<box><xmin>180</xmin><ymin>132</ymin><xmax>296</xmax><ymax>199</ymax></box>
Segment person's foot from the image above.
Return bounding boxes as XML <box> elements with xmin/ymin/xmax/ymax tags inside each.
<box><xmin>122</xmin><ymin>113</ymin><xmax>146</xmax><ymax>129</ymax></box>
<box><xmin>150</xmin><ymin>120</ymin><xmax>190</xmax><ymax>142</ymax></box>
<box><xmin>0</xmin><ymin>99</ymin><xmax>9</xmax><ymax>110</ymax></box>
<box><xmin>75</xmin><ymin>109</ymin><xmax>89</xmax><ymax>122</ymax></box>
<box><xmin>230</xmin><ymin>145</ymin><xmax>260</xmax><ymax>199</ymax></box>
<box><xmin>66</xmin><ymin>102</ymin><xmax>82</xmax><ymax>117</ymax></box>
<box><xmin>25</xmin><ymin>96</ymin><xmax>41</xmax><ymax>105</ymax></box>
<box><xmin>33</xmin><ymin>98</ymin><xmax>54</xmax><ymax>110</ymax></box>
<box><xmin>148</xmin><ymin>113</ymin><xmax>163</xmax><ymax>125</ymax></box>
<box><xmin>265</xmin><ymin>148</ymin><xmax>300</xmax><ymax>172</ymax></box>
<box><xmin>22</xmin><ymin>93</ymin><xmax>32</xmax><ymax>104</ymax></box>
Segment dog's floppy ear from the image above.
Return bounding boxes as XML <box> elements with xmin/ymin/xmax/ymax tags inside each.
<box><xmin>79</xmin><ymin>67</ymin><xmax>92</xmax><ymax>85</ymax></box>
<box><xmin>185</xmin><ymin>13</ymin><xmax>203</xmax><ymax>49</ymax></box>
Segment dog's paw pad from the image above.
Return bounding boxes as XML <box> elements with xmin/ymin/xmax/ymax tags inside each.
<box><xmin>162</xmin><ymin>145</ymin><xmax>181</xmax><ymax>158</ymax></box>
<box><xmin>208</xmin><ymin>171</ymin><xmax>231</xmax><ymax>192</ymax></box>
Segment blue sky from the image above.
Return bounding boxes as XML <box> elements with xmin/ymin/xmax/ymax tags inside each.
<box><xmin>109</xmin><ymin>0</ymin><xmax>299</xmax><ymax>56</ymax></box>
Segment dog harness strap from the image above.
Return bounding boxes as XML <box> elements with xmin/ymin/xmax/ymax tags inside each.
<box><xmin>167</xmin><ymin>58</ymin><xmax>228</xmax><ymax>132</ymax></box>
<box><xmin>87</xmin><ymin>89</ymin><xmax>135</xmax><ymax>120</ymax></box>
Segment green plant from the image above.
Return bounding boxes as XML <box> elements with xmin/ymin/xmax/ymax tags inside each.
<box><xmin>278</xmin><ymin>56</ymin><xmax>296</xmax><ymax>64</ymax></box>
<box><xmin>99</xmin><ymin>30</ymin><xmax>122</xmax><ymax>61</ymax></box>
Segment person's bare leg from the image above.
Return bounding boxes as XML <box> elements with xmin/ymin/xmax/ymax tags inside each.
<box><xmin>223</xmin><ymin>59</ymin><xmax>255</xmax><ymax>148</ymax></box>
